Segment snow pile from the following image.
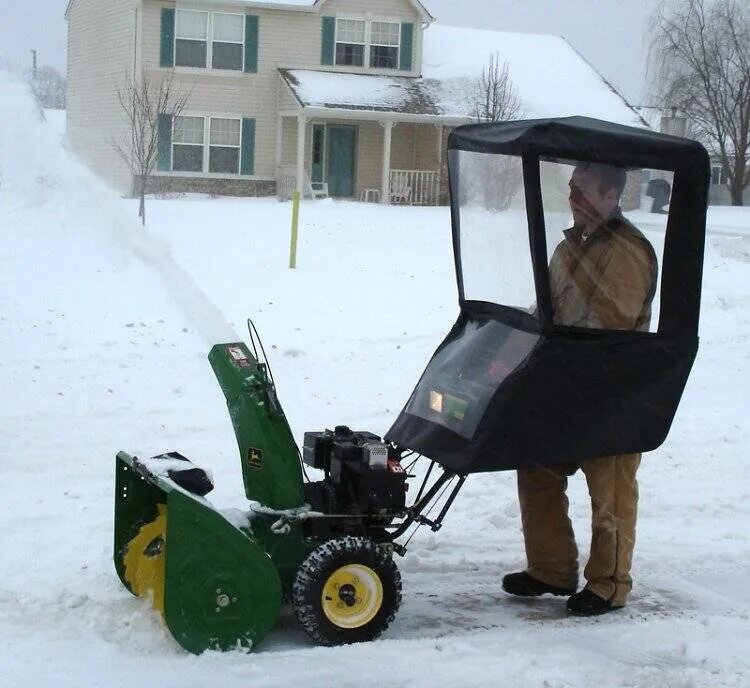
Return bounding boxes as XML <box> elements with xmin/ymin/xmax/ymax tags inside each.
<box><xmin>1</xmin><ymin>68</ymin><xmax>750</xmax><ymax>687</ymax></box>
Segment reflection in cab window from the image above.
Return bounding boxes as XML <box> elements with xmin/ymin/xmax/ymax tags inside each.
<box><xmin>541</xmin><ymin>160</ymin><xmax>670</xmax><ymax>333</ymax></box>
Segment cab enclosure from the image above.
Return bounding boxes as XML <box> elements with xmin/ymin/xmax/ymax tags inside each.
<box><xmin>386</xmin><ymin>117</ymin><xmax>709</xmax><ymax>475</ymax></box>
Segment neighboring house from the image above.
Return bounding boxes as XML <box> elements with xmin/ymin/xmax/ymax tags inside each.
<box><xmin>639</xmin><ymin>108</ymin><xmax>749</xmax><ymax>206</ymax></box>
<box><xmin>65</xmin><ymin>0</ymin><xmax>644</xmax><ymax>204</ymax></box>
<box><xmin>706</xmin><ymin>160</ymin><xmax>749</xmax><ymax>206</ymax></box>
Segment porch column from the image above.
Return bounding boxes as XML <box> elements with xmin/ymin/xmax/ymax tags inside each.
<box><xmin>296</xmin><ymin>113</ymin><xmax>307</xmax><ymax>196</ymax></box>
<box><xmin>380</xmin><ymin>120</ymin><xmax>393</xmax><ymax>205</ymax></box>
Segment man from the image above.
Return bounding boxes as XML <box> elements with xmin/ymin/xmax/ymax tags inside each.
<box><xmin>502</xmin><ymin>162</ymin><xmax>658</xmax><ymax>616</ymax></box>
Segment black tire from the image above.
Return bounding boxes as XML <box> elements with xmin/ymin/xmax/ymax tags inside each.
<box><xmin>292</xmin><ymin>536</ymin><xmax>402</xmax><ymax>646</ymax></box>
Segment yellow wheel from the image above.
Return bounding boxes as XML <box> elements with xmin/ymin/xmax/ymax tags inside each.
<box><xmin>122</xmin><ymin>504</ymin><xmax>167</xmax><ymax>614</ymax></box>
<box><xmin>321</xmin><ymin>564</ymin><xmax>384</xmax><ymax>629</ymax></box>
<box><xmin>292</xmin><ymin>537</ymin><xmax>401</xmax><ymax>645</ymax></box>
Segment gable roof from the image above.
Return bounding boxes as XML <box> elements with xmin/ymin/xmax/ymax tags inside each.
<box><xmin>281</xmin><ymin>24</ymin><xmax>645</xmax><ymax>127</ymax></box>
<box><xmin>422</xmin><ymin>25</ymin><xmax>645</xmax><ymax>126</ymax></box>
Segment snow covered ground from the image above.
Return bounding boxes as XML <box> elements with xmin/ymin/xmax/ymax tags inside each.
<box><xmin>1</xmin><ymin>74</ymin><xmax>749</xmax><ymax>687</ymax></box>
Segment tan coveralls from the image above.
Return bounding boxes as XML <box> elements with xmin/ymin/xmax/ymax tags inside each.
<box><xmin>518</xmin><ymin>212</ymin><xmax>657</xmax><ymax>606</ymax></box>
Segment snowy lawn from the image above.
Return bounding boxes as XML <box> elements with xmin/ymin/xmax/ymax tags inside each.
<box><xmin>1</xmin><ymin>75</ymin><xmax>749</xmax><ymax>687</ymax></box>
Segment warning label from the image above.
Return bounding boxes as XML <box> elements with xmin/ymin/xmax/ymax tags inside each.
<box><xmin>228</xmin><ymin>345</ymin><xmax>252</xmax><ymax>368</ymax></box>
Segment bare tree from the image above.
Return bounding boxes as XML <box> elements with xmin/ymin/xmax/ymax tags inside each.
<box><xmin>650</xmin><ymin>0</ymin><xmax>750</xmax><ymax>205</ymax></box>
<box><xmin>472</xmin><ymin>53</ymin><xmax>524</xmax><ymax>210</ymax></box>
<box><xmin>473</xmin><ymin>52</ymin><xmax>523</xmax><ymax>124</ymax></box>
<box><xmin>115</xmin><ymin>71</ymin><xmax>190</xmax><ymax>225</ymax></box>
<box><xmin>30</xmin><ymin>65</ymin><xmax>66</xmax><ymax>109</ymax></box>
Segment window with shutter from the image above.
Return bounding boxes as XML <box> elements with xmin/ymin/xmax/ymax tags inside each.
<box><xmin>173</xmin><ymin>116</ymin><xmax>205</xmax><ymax>172</ymax></box>
<box><xmin>209</xmin><ymin>118</ymin><xmax>241</xmax><ymax>174</ymax></box>
<box><xmin>212</xmin><ymin>13</ymin><xmax>244</xmax><ymax>70</ymax></box>
<box><xmin>335</xmin><ymin>19</ymin><xmax>365</xmax><ymax>67</ymax></box>
<box><xmin>369</xmin><ymin>21</ymin><xmax>400</xmax><ymax>69</ymax></box>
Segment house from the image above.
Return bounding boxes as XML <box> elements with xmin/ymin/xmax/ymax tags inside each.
<box><xmin>637</xmin><ymin>108</ymin><xmax>749</xmax><ymax>206</ymax></box>
<box><xmin>65</xmin><ymin>0</ymin><xmax>645</xmax><ymax>204</ymax></box>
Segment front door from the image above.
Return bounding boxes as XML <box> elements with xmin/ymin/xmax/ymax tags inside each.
<box><xmin>327</xmin><ymin>125</ymin><xmax>357</xmax><ymax>198</ymax></box>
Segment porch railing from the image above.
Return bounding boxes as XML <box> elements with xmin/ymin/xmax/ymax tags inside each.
<box><xmin>278</xmin><ymin>166</ymin><xmax>441</xmax><ymax>205</ymax></box>
<box><xmin>389</xmin><ymin>169</ymin><xmax>440</xmax><ymax>206</ymax></box>
<box><xmin>277</xmin><ymin>166</ymin><xmax>329</xmax><ymax>200</ymax></box>
<box><xmin>277</xmin><ymin>165</ymin><xmax>297</xmax><ymax>200</ymax></box>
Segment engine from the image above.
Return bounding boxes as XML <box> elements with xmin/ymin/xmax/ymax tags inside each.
<box><xmin>301</xmin><ymin>425</ymin><xmax>407</xmax><ymax>536</ymax></box>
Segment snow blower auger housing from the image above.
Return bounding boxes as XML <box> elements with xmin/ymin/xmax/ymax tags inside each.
<box><xmin>115</xmin><ymin>341</ymin><xmax>417</xmax><ymax>653</ymax></box>
<box><xmin>115</xmin><ymin>117</ymin><xmax>710</xmax><ymax>654</ymax></box>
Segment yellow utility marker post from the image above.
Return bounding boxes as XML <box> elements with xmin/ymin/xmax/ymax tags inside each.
<box><xmin>289</xmin><ymin>191</ymin><xmax>300</xmax><ymax>269</ymax></box>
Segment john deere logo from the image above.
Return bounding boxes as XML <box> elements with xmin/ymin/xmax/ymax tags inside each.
<box><xmin>247</xmin><ymin>448</ymin><xmax>263</xmax><ymax>469</ymax></box>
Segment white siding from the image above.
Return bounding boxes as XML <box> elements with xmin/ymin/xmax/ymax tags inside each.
<box><xmin>278</xmin><ymin>79</ymin><xmax>301</xmax><ymax>113</ymax></box>
<box><xmin>67</xmin><ymin>0</ymin><xmax>139</xmax><ymax>193</ymax></box>
<box><xmin>69</xmin><ymin>0</ymin><xmax>426</xmax><ymax>192</ymax></box>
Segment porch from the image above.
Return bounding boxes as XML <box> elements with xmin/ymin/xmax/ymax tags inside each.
<box><xmin>276</xmin><ymin>68</ymin><xmax>474</xmax><ymax>206</ymax></box>
<box><xmin>276</xmin><ymin>116</ymin><xmax>446</xmax><ymax>205</ymax></box>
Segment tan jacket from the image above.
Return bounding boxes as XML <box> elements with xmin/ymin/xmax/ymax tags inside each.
<box><xmin>549</xmin><ymin>211</ymin><xmax>658</xmax><ymax>331</ymax></box>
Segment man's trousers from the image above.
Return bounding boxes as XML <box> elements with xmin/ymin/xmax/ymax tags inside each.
<box><xmin>517</xmin><ymin>453</ymin><xmax>641</xmax><ymax>607</ymax></box>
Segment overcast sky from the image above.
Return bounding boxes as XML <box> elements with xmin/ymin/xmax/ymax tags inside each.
<box><xmin>0</xmin><ymin>0</ymin><xmax>657</xmax><ymax>104</ymax></box>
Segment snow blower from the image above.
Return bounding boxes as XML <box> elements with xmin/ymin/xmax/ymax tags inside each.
<box><xmin>114</xmin><ymin>117</ymin><xmax>709</xmax><ymax>653</ymax></box>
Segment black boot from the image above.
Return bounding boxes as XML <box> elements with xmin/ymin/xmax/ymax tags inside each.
<box><xmin>502</xmin><ymin>571</ymin><xmax>576</xmax><ymax>597</ymax></box>
<box><xmin>566</xmin><ymin>588</ymin><xmax>622</xmax><ymax>616</ymax></box>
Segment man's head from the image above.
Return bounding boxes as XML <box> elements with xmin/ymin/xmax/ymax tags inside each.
<box><xmin>569</xmin><ymin>163</ymin><xmax>626</xmax><ymax>230</ymax></box>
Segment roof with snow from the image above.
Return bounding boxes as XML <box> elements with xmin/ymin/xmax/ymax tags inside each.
<box><xmin>66</xmin><ymin>0</ymin><xmax>432</xmax><ymax>20</ymax></box>
<box><xmin>282</xmin><ymin>24</ymin><xmax>645</xmax><ymax>127</ymax></box>
<box><xmin>281</xmin><ymin>69</ymin><xmax>470</xmax><ymax>122</ymax></box>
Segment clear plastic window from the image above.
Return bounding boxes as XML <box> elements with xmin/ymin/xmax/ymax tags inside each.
<box><xmin>405</xmin><ymin>319</ymin><xmax>540</xmax><ymax>439</ymax></box>
<box><xmin>452</xmin><ymin>150</ymin><xmax>536</xmax><ymax>312</ymax></box>
<box><xmin>540</xmin><ymin>159</ymin><xmax>668</xmax><ymax>333</ymax></box>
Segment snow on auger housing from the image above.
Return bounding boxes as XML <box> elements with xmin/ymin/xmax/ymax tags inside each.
<box><xmin>114</xmin><ymin>117</ymin><xmax>710</xmax><ymax>653</ymax></box>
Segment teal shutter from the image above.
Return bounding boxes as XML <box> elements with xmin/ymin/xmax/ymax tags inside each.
<box><xmin>244</xmin><ymin>15</ymin><xmax>258</xmax><ymax>73</ymax></box>
<box><xmin>160</xmin><ymin>8</ymin><xmax>175</xmax><ymax>68</ymax></box>
<box><xmin>399</xmin><ymin>23</ymin><xmax>414</xmax><ymax>71</ymax></box>
<box><xmin>157</xmin><ymin>114</ymin><xmax>172</xmax><ymax>171</ymax></box>
<box><xmin>241</xmin><ymin>118</ymin><xmax>255</xmax><ymax>175</ymax></box>
<box><xmin>321</xmin><ymin>16</ymin><xmax>335</xmax><ymax>66</ymax></box>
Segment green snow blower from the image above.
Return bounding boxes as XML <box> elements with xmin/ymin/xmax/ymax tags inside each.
<box><xmin>114</xmin><ymin>117</ymin><xmax>709</xmax><ymax>654</ymax></box>
<box><xmin>115</xmin><ymin>340</ymin><xmax>414</xmax><ymax>653</ymax></box>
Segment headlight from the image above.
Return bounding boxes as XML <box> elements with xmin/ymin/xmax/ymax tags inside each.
<box><xmin>429</xmin><ymin>390</ymin><xmax>444</xmax><ymax>413</ymax></box>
